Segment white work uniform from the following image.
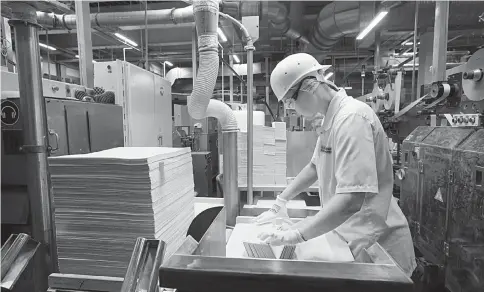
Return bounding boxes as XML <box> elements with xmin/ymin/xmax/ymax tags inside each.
<box><xmin>311</xmin><ymin>89</ymin><xmax>416</xmax><ymax>276</ymax></box>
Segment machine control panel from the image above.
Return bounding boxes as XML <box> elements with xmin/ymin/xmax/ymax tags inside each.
<box><xmin>448</xmin><ymin>114</ymin><xmax>481</xmax><ymax>127</ymax></box>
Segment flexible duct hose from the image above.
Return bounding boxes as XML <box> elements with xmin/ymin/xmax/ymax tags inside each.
<box><xmin>189</xmin><ymin>0</ymin><xmax>238</xmax><ymax>132</ymax></box>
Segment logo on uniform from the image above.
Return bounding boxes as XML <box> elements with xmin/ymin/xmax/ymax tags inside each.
<box><xmin>320</xmin><ymin>145</ymin><xmax>332</xmax><ymax>154</ymax></box>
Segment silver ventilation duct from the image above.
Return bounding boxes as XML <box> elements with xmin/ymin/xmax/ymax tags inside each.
<box><xmin>36</xmin><ymin>6</ymin><xmax>194</xmax><ymax>29</ymax></box>
<box><xmin>191</xmin><ymin>0</ymin><xmax>240</xmax><ymax>226</ymax></box>
<box><xmin>267</xmin><ymin>1</ymin><xmax>309</xmax><ymax>45</ymax></box>
<box><xmin>309</xmin><ymin>1</ymin><xmax>360</xmax><ymax>50</ymax></box>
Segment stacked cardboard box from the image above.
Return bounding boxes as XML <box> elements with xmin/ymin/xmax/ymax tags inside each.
<box><xmin>238</xmin><ymin>123</ymin><xmax>287</xmax><ymax>185</ymax></box>
<box><xmin>49</xmin><ymin>147</ymin><xmax>195</xmax><ymax>277</ymax></box>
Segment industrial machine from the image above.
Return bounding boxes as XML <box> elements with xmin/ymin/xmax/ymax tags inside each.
<box><xmin>1</xmin><ymin>95</ymin><xmax>124</xmax><ymax>238</ymax></box>
<box><xmin>94</xmin><ymin>60</ymin><xmax>174</xmax><ymax>147</ymax></box>
<box><xmin>377</xmin><ymin>48</ymin><xmax>484</xmax><ymax>292</ymax></box>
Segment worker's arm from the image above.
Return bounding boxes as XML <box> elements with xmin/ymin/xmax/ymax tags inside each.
<box><xmin>279</xmin><ymin>162</ymin><xmax>318</xmax><ymax>201</ymax></box>
<box><xmin>298</xmin><ymin>193</ymin><xmax>364</xmax><ymax>239</ymax></box>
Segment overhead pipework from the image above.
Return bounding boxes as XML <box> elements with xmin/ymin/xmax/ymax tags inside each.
<box><xmin>36</xmin><ymin>5</ymin><xmax>195</xmax><ymax>29</ymax></box>
<box><xmin>190</xmin><ymin>0</ymin><xmax>248</xmax><ymax>226</ymax></box>
<box><xmin>267</xmin><ymin>1</ymin><xmax>309</xmax><ymax>45</ymax></box>
<box><xmin>309</xmin><ymin>1</ymin><xmax>360</xmax><ymax>50</ymax></box>
<box><xmin>188</xmin><ymin>0</ymin><xmax>237</xmax><ymax>132</ymax></box>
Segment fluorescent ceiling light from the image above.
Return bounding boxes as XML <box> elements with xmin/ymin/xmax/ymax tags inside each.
<box><xmin>114</xmin><ymin>33</ymin><xmax>138</xmax><ymax>47</ymax></box>
<box><xmin>356</xmin><ymin>10</ymin><xmax>388</xmax><ymax>40</ymax></box>
<box><xmin>232</xmin><ymin>54</ymin><xmax>240</xmax><ymax>63</ymax></box>
<box><xmin>75</xmin><ymin>54</ymin><xmax>97</xmax><ymax>63</ymax></box>
<box><xmin>164</xmin><ymin>61</ymin><xmax>173</xmax><ymax>67</ymax></box>
<box><xmin>324</xmin><ymin>72</ymin><xmax>333</xmax><ymax>79</ymax></box>
<box><xmin>217</xmin><ymin>27</ymin><xmax>227</xmax><ymax>43</ymax></box>
<box><xmin>404</xmin><ymin>41</ymin><xmax>420</xmax><ymax>46</ymax></box>
<box><xmin>39</xmin><ymin>43</ymin><xmax>56</xmax><ymax>51</ymax></box>
<box><xmin>343</xmin><ymin>86</ymin><xmax>353</xmax><ymax>90</ymax></box>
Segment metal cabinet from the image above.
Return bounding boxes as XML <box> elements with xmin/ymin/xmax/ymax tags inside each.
<box><xmin>94</xmin><ymin>61</ymin><xmax>173</xmax><ymax>147</ymax></box>
<box><xmin>154</xmin><ymin>74</ymin><xmax>173</xmax><ymax>147</ymax></box>
<box><xmin>192</xmin><ymin>151</ymin><xmax>213</xmax><ymax>197</ymax></box>
<box><xmin>1</xmin><ymin>97</ymin><xmax>124</xmax><ymax>226</ymax></box>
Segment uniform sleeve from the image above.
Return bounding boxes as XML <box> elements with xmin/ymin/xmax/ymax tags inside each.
<box><xmin>333</xmin><ymin>114</ymin><xmax>379</xmax><ymax>194</ymax></box>
<box><xmin>311</xmin><ymin>136</ymin><xmax>321</xmax><ymax>165</ymax></box>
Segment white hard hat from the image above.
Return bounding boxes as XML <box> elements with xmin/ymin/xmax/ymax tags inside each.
<box><xmin>270</xmin><ymin>53</ymin><xmax>325</xmax><ymax>102</ymax></box>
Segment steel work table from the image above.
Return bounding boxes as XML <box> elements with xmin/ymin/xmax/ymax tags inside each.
<box><xmin>160</xmin><ymin>207</ymin><xmax>413</xmax><ymax>292</ymax></box>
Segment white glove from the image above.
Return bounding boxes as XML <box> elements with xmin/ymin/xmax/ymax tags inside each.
<box><xmin>254</xmin><ymin>195</ymin><xmax>289</xmax><ymax>225</ymax></box>
<box><xmin>258</xmin><ymin>229</ymin><xmax>305</xmax><ymax>246</ymax></box>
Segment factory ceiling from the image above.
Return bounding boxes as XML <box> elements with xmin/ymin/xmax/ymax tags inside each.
<box><xmin>3</xmin><ymin>1</ymin><xmax>483</xmax><ymax>95</ymax></box>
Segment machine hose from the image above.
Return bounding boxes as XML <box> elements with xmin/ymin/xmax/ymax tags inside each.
<box><xmin>188</xmin><ymin>0</ymin><xmax>238</xmax><ymax>132</ymax></box>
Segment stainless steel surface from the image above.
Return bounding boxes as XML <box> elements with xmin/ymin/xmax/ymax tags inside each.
<box><xmin>411</xmin><ymin>1</ymin><xmax>419</xmax><ymax>101</ymax></box>
<box><xmin>120</xmin><ymin>237</ymin><xmax>165</xmax><ymax>292</ymax></box>
<box><xmin>432</xmin><ymin>1</ymin><xmax>449</xmax><ymax>82</ymax></box>
<box><xmin>247</xmin><ymin>49</ymin><xmax>254</xmax><ymax>205</ymax></box>
<box><xmin>160</xmin><ymin>247</ymin><xmax>412</xmax><ymax>292</ymax></box>
<box><xmin>75</xmin><ymin>0</ymin><xmax>94</xmax><ymax>88</ymax></box>
<box><xmin>9</xmin><ymin>4</ymin><xmax>57</xmax><ymax>290</ymax></box>
<box><xmin>222</xmin><ymin>131</ymin><xmax>238</xmax><ymax>227</ymax></box>
<box><xmin>193</xmin><ymin>207</ymin><xmax>226</xmax><ymax>257</ymax></box>
<box><xmin>1</xmin><ymin>233</ymin><xmax>40</xmax><ymax>290</ymax></box>
<box><xmin>48</xmin><ymin>274</ymin><xmax>124</xmax><ymax>292</ymax></box>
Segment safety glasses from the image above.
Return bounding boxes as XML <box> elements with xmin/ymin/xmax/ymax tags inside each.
<box><xmin>288</xmin><ymin>76</ymin><xmax>317</xmax><ymax>103</ymax></box>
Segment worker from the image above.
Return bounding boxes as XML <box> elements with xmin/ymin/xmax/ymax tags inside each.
<box><xmin>255</xmin><ymin>53</ymin><xmax>416</xmax><ymax>277</ymax></box>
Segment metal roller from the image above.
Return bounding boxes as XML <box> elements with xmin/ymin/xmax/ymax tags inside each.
<box><xmin>462</xmin><ymin>48</ymin><xmax>484</xmax><ymax>101</ymax></box>
<box><xmin>384</xmin><ymin>84</ymin><xmax>396</xmax><ymax>111</ymax></box>
<box><xmin>371</xmin><ymin>84</ymin><xmax>385</xmax><ymax>112</ymax></box>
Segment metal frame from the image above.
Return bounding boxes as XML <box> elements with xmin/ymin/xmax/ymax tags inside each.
<box><xmin>1</xmin><ymin>233</ymin><xmax>41</xmax><ymax>290</ymax></box>
<box><xmin>161</xmin><ymin>210</ymin><xmax>413</xmax><ymax>292</ymax></box>
<box><xmin>5</xmin><ymin>3</ymin><xmax>60</xmax><ymax>290</ymax></box>
<box><xmin>120</xmin><ymin>238</ymin><xmax>165</xmax><ymax>292</ymax></box>
<box><xmin>75</xmin><ymin>0</ymin><xmax>94</xmax><ymax>88</ymax></box>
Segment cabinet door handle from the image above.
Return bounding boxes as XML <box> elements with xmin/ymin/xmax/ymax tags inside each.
<box><xmin>158</xmin><ymin>135</ymin><xmax>163</xmax><ymax>146</ymax></box>
<box><xmin>48</xmin><ymin>129</ymin><xmax>60</xmax><ymax>153</ymax></box>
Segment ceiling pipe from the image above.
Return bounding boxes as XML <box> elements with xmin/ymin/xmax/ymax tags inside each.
<box><xmin>36</xmin><ymin>6</ymin><xmax>194</xmax><ymax>29</ymax></box>
<box><xmin>309</xmin><ymin>1</ymin><xmax>406</xmax><ymax>51</ymax></box>
<box><xmin>309</xmin><ymin>1</ymin><xmax>360</xmax><ymax>50</ymax></box>
<box><xmin>267</xmin><ymin>2</ymin><xmax>309</xmax><ymax>45</ymax></box>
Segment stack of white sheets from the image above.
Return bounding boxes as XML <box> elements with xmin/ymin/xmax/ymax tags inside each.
<box><xmin>238</xmin><ymin>123</ymin><xmax>287</xmax><ymax>185</ymax></box>
<box><xmin>49</xmin><ymin>147</ymin><xmax>195</xmax><ymax>277</ymax></box>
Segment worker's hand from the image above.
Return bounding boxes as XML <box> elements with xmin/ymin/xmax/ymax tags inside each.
<box><xmin>254</xmin><ymin>195</ymin><xmax>289</xmax><ymax>225</ymax></box>
<box><xmin>258</xmin><ymin>229</ymin><xmax>305</xmax><ymax>246</ymax></box>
